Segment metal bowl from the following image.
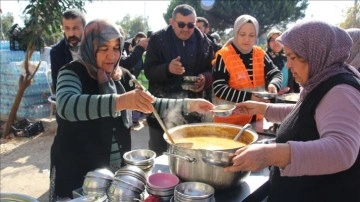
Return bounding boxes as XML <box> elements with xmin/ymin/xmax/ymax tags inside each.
<box><xmin>85</xmin><ymin>168</ymin><xmax>114</xmax><ymax>180</ymax></box>
<box><xmin>174</xmin><ymin>182</ymin><xmax>214</xmax><ymax>200</ymax></box>
<box><xmin>107</xmin><ymin>181</ymin><xmax>142</xmax><ymax>200</ymax></box>
<box><xmin>114</xmin><ymin>175</ymin><xmax>145</xmax><ymax>192</ymax></box>
<box><xmin>123</xmin><ymin>149</ymin><xmax>156</xmax><ymax>166</ymax></box>
<box><xmin>201</xmin><ymin>150</ymin><xmax>236</xmax><ymax>167</ymax></box>
<box><xmin>181</xmin><ymin>83</ymin><xmax>195</xmax><ymax>91</ymax></box>
<box><xmin>183</xmin><ymin>76</ymin><xmax>198</xmax><ymax>82</ymax></box>
<box><xmin>0</xmin><ymin>193</ymin><xmax>39</xmax><ymax>202</ymax></box>
<box><xmin>115</xmin><ymin>165</ymin><xmax>147</xmax><ymax>184</ymax></box>
<box><xmin>212</xmin><ymin>104</ymin><xmax>235</xmax><ymax>117</ymax></box>
<box><xmin>251</xmin><ymin>91</ymin><xmax>277</xmax><ymax>99</ymax></box>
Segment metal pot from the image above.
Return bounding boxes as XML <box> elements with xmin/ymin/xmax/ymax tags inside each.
<box><xmin>163</xmin><ymin>123</ymin><xmax>258</xmax><ymax>189</ymax></box>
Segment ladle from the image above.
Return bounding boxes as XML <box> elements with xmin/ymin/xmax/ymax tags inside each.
<box><xmin>152</xmin><ymin>109</ymin><xmax>175</xmax><ymax>144</ymax></box>
<box><xmin>233</xmin><ymin>123</ymin><xmax>251</xmax><ymax>141</ymax></box>
<box><xmin>130</xmin><ymin>78</ymin><xmax>176</xmax><ymax>145</ymax></box>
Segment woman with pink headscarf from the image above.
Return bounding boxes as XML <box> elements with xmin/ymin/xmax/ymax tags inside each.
<box><xmin>227</xmin><ymin>21</ymin><xmax>360</xmax><ymax>201</ymax></box>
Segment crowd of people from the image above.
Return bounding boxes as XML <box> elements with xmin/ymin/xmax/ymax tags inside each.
<box><xmin>48</xmin><ymin>3</ymin><xmax>360</xmax><ymax>201</ymax></box>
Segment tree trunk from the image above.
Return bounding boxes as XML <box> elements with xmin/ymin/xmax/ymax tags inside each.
<box><xmin>3</xmin><ymin>76</ymin><xmax>32</xmax><ymax>139</ymax></box>
<box><xmin>2</xmin><ymin>59</ymin><xmax>41</xmax><ymax>139</ymax></box>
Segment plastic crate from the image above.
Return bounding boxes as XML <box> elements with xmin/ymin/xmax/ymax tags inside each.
<box><xmin>9</xmin><ymin>37</ymin><xmax>26</xmax><ymax>51</ymax></box>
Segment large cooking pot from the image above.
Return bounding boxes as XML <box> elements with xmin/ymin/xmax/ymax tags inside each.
<box><xmin>163</xmin><ymin>123</ymin><xmax>258</xmax><ymax>189</ymax></box>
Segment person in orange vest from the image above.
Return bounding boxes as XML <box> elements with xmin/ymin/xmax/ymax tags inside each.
<box><xmin>212</xmin><ymin>14</ymin><xmax>282</xmax><ymax>126</ymax></box>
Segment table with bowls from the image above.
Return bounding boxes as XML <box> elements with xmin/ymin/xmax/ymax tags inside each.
<box><xmin>151</xmin><ymin>153</ymin><xmax>269</xmax><ymax>202</ymax></box>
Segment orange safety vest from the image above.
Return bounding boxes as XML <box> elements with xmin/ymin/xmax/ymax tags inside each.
<box><xmin>213</xmin><ymin>44</ymin><xmax>265</xmax><ymax>126</ymax></box>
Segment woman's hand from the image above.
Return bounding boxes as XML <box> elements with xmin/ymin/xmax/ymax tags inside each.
<box><xmin>233</xmin><ymin>101</ymin><xmax>268</xmax><ymax>116</ymax></box>
<box><xmin>187</xmin><ymin>98</ymin><xmax>214</xmax><ymax>113</ymax></box>
<box><xmin>267</xmin><ymin>84</ymin><xmax>278</xmax><ymax>94</ymax></box>
<box><xmin>225</xmin><ymin>144</ymin><xmax>271</xmax><ymax>172</ymax></box>
<box><xmin>116</xmin><ymin>89</ymin><xmax>154</xmax><ymax>113</ymax></box>
<box><xmin>224</xmin><ymin>143</ymin><xmax>291</xmax><ymax>172</ymax></box>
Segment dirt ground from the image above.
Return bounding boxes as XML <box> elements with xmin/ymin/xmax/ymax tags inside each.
<box><xmin>0</xmin><ymin>117</ymin><xmax>149</xmax><ymax>201</ymax></box>
<box><xmin>0</xmin><ymin>118</ymin><xmax>57</xmax><ymax>201</ymax></box>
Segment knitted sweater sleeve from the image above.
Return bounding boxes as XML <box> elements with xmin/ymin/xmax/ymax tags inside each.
<box><xmin>56</xmin><ymin>69</ymin><xmax>118</xmax><ymax>121</ymax></box>
<box><xmin>281</xmin><ymin>85</ymin><xmax>360</xmax><ymax>176</ymax></box>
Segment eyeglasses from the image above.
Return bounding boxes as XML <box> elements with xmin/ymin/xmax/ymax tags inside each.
<box><xmin>174</xmin><ymin>20</ymin><xmax>195</xmax><ymax>29</ymax></box>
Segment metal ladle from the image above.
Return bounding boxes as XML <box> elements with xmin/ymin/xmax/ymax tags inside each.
<box><xmin>233</xmin><ymin>123</ymin><xmax>251</xmax><ymax>141</ymax></box>
<box><xmin>130</xmin><ymin>78</ymin><xmax>176</xmax><ymax>144</ymax></box>
<box><xmin>131</xmin><ymin>79</ymin><xmax>194</xmax><ymax>148</ymax></box>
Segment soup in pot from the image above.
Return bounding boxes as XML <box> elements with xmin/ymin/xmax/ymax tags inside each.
<box><xmin>175</xmin><ymin>136</ymin><xmax>247</xmax><ymax>150</ymax></box>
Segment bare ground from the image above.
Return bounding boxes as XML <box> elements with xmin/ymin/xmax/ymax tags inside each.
<box><xmin>0</xmin><ymin>118</ymin><xmax>57</xmax><ymax>201</ymax></box>
<box><xmin>0</xmin><ymin>117</ymin><xmax>149</xmax><ymax>201</ymax></box>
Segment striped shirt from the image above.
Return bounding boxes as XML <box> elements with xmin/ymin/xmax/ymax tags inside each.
<box><xmin>212</xmin><ymin>44</ymin><xmax>282</xmax><ymax>103</ymax></box>
<box><xmin>56</xmin><ymin>68</ymin><xmax>189</xmax><ymax>122</ymax></box>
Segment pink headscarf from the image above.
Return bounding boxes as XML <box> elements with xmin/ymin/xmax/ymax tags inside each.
<box><xmin>277</xmin><ymin>20</ymin><xmax>360</xmax><ymax>99</ymax></box>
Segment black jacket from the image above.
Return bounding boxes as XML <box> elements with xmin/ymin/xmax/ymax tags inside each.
<box><xmin>144</xmin><ymin>26</ymin><xmax>214</xmax><ymax>99</ymax></box>
<box><xmin>50</xmin><ymin>38</ymin><xmax>73</xmax><ymax>92</ymax></box>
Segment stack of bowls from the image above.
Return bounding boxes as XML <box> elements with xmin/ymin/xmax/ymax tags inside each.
<box><xmin>123</xmin><ymin>149</ymin><xmax>156</xmax><ymax>175</ymax></box>
<box><xmin>173</xmin><ymin>182</ymin><xmax>215</xmax><ymax>202</ymax></box>
<box><xmin>145</xmin><ymin>172</ymin><xmax>180</xmax><ymax>201</ymax></box>
<box><xmin>82</xmin><ymin>168</ymin><xmax>114</xmax><ymax>196</ymax></box>
<box><xmin>107</xmin><ymin>165</ymin><xmax>147</xmax><ymax>201</ymax></box>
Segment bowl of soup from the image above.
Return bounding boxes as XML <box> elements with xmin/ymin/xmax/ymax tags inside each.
<box><xmin>163</xmin><ymin>123</ymin><xmax>258</xmax><ymax>189</ymax></box>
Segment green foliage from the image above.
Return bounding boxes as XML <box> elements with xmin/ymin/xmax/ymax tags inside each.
<box><xmin>340</xmin><ymin>2</ymin><xmax>360</xmax><ymax>29</ymax></box>
<box><xmin>1</xmin><ymin>12</ymin><xmax>15</xmax><ymax>40</ymax></box>
<box><xmin>116</xmin><ymin>14</ymin><xmax>150</xmax><ymax>39</ymax></box>
<box><xmin>164</xmin><ymin>0</ymin><xmax>308</xmax><ymax>36</ymax></box>
<box><xmin>20</xmin><ymin>0</ymin><xmax>88</xmax><ymax>52</ymax></box>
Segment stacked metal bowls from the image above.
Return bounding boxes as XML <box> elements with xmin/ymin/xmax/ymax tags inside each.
<box><xmin>181</xmin><ymin>76</ymin><xmax>198</xmax><ymax>91</ymax></box>
<box><xmin>82</xmin><ymin>168</ymin><xmax>114</xmax><ymax>196</ymax></box>
<box><xmin>123</xmin><ymin>149</ymin><xmax>156</xmax><ymax>175</ymax></box>
<box><xmin>145</xmin><ymin>172</ymin><xmax>180</xmax><ymax>201</ymax></box>
<box><xmin>173</xmin><ymin>182</ymin><xmax>215</xmax><ymax>202</ymax></box>
<box><xmin>106</xmin><ymin>165</ymin><xmax>147</xmax><ymax>201</ymax></box>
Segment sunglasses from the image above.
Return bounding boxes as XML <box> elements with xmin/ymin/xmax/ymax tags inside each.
<box><xmin>175</xmin><ymin>20</ymin><xmax>195</xmax><ymax>29</ymax></box>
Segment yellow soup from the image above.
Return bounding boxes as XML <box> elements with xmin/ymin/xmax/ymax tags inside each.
<box><xmin>175</xmin><ymin>136</ymin><xmax>247</xmax><ymax>150</ymax></box>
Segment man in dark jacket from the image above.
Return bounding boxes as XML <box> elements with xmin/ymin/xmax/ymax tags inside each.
<box><xmin>196</xmin><ymin>16</ymin><xmax>222</xmax><ymax>53</ymax></box>
<box><xmin>144</xmin><ymin>4</ymin><xmax>214</xmax><ymax>155</ymax></box>
<box><xmin>50</xmin><ymin>9</ymin><xmax>85</xmax><ymax>93</ymax></box>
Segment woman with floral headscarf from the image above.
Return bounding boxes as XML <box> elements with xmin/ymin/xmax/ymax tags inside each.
<box><xmin>212</xmin><ymin>14</ymin><xmax>282</xmax><ymax>126</ymax></box>
<box><xmin>49</xmin><ymin>19</ymin><xmax>214</xmax><ymax>201</ymax></box>
<box><xmin>227</xmin><ymin>21</ymin><xmax>360</xmax><ymax>201</ymax></box>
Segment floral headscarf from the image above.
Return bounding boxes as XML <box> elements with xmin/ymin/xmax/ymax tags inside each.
<box><xmin>346</xmin><ymin>28</ymin><xmax>360</xmax><ymax>70</ymax></box>
<box><xmin>79</xmin><ymin>19</ymin><xmax>124</xmax><ymax>80</ymax></box>
<box><xmin>277</xmin><ymin>20</ymin><xmax>360</xmax><ymax>99</ymax></box>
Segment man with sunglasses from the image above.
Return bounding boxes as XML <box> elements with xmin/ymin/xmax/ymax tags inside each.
<box><xmin>144</xmin><ymin>4</ymin><xmax>214</xmax><ymax>156</ymax></box>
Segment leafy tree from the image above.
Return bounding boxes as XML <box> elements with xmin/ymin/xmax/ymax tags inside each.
<box><xmin>116</xmin><ymin>14</ymin><xmax>150</xmax><ymax>39</ymax></box>
<box><xmin>3</xmin><ymin>0</ymin><xmax>89</xmax><ymax>138</ymax></box>
<box><xmin>164</xmin><ymin>0</ymin><xmax>308</xmax><ymax>36</ymax></box>
<box><xmin>1</xmin><ymin>12</ymin><xmax>15</xmax><ymax>40</ymax></box>
<box><xmin>340</xmin><ymin>1</ymin><xmax>360</xmax><ymax>29</ymax></box>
